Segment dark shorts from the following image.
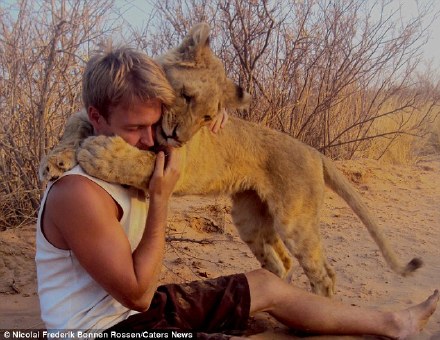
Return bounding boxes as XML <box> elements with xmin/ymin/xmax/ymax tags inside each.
<box><xmin>104</xmin><ymin>273</ymin><xmax>251</xmax><ymax>339</ymax></box>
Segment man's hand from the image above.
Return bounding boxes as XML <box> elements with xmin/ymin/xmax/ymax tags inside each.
<box><xmin>148</xmin><ymin>148</ymin><xmax>181</xmax><ymax>201</ymax></box>
<box><xmin>210</xmin><ymin>108</ymin><xmax>229</xmax><ymax>133</ymax></box>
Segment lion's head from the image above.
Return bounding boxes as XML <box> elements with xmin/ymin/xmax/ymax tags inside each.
<box><xmin>155</xmin><ymin>23</ymin><xmax>251</xmax><ymax>146</ymax></box>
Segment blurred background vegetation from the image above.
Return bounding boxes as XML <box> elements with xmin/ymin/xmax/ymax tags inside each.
<box><xmin>1</xmin><ymin>0</ymin><xmax>439</xmax><ymax>229</ymax></box>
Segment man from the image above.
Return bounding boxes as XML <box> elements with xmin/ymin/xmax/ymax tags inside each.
<box><xmin>36</xmin><ymin>46</ymin><xmax>438</xmax><ymax>339</ymax></box>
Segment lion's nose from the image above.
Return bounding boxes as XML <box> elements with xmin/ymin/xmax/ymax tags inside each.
<box><xmin>164</xmin><ymin>125</ymin><xmax>179</xmax><ymax>141</ymax></box>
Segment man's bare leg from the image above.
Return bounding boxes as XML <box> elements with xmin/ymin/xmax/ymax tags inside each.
<box><xmin>246</xmin><ymin>269</ymin><xmax>439</xmax><ymax>339</ymax></box>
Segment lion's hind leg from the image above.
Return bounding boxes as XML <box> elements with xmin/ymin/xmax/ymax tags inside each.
<box><xmin>280</xmin><ymin>214</ymin><xmax>336</xmax><ymax>297</ymax></box>
<box><xmin>231</xmin><ymin>190</ymin><xmax>293</xmax><ymax>279</ymax></box>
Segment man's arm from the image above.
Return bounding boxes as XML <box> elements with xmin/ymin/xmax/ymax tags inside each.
<box><xmin>43</xmin><ymin>150</ymin><xmax>180</xmax><ymax>311</ymax></box>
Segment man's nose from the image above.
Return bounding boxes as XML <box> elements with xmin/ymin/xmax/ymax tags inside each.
<box><xmin>140</xmin><ymin>127</ymin><xmax>155</xmax><ymax>147</ymax></box>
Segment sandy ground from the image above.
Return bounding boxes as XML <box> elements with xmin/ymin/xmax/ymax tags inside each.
<box><xmin>1</xmin><ymin>155</ymin><xmax>439</xmax><ymax>339</ymax></box>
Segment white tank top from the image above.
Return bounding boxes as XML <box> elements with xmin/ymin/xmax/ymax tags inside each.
<box><xmin>35</xmin><ymin>165</ymin><xmax>147</xmax><ymax>330</ymax></box>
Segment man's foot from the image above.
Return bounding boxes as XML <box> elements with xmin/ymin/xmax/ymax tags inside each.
<box><xmin>391</xmin><ymin>289</ymin><xmax>439</xmax><ymax>339</ymax></box>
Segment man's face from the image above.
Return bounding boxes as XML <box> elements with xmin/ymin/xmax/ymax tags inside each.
<box><xmin>91</xmin><ymin>98</ymin><xmax>162</xmax><ymax>150</ymax></box>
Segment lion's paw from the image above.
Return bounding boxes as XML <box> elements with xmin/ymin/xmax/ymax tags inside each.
<box><xmin>39</xmin><ymin>148</ymin><xmax>77</xmax><ymax>182</ymax></box>
<box><xmin>311</xmin><ymin>274</ymin><xmax>335</xmax><ymax>298</ymax></box>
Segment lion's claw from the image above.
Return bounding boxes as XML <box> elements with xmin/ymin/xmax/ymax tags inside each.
<box><xmin>39</xmin><ymin>148</ymin><xmax>77</xmax><ymax>182</ymax></box>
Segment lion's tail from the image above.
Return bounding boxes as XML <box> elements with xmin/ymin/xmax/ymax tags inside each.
<box><xmin>321</xmin><ymin>155</ymin><xmax>422</xmax><ymax>277</ymax></box>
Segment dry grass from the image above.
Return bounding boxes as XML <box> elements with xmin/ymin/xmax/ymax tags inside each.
<box><xmin>425</xmin><ymin>114</ymin><xmax>440</xmax><ymax>154</ymax></box>
<box><xmin>354</xmin><ymin>104</ymin><xmax>440</xmax><ymax>165</ymax></box>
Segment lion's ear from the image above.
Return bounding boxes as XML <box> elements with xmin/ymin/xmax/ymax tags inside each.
<box><xmin>223</xmin><ymin>79</ymin><xmax>251</xmax><ymax>110</ymax></box>
<box><xmin>177</xmin><ymin>22</ymin><xmax>212</xmax><ymax>65</ymax></box>
<box><xmin>188</xmin><ymin>22</ymin><xmax>210</xmax><ymax>48</ymax></box>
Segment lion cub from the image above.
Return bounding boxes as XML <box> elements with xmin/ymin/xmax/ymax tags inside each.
<box><xmin>40</xmin><ymin>23</ymin><xmax>421</xmax><ymax>297</ymax></box>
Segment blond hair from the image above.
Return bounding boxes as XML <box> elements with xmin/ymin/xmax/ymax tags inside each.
<box><xmin>82</xmin><ymin>46</ymin><xmax>175</xmax><ymax>119</ymax></box>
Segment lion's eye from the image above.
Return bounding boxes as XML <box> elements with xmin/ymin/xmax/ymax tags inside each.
<box><xmin>203</xmin><ymin>115</ymin><xmax>212</xmax><ymax>122</ymax></box>
<box><xmin>181</xmin><ymin>88</ymin><xmax>192</xmax><ymax>104</ymax></box>
<box><xmin>182</xmin><ymin>93</ymin><xmax>192</xmax><ymax>103</ymax></box>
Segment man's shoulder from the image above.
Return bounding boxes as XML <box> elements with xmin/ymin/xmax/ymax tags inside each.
<box><xmin>52</xmin><ymin>173</ymin><xmax>99</xmax><ymax>191</ymax></box>
<box><xmin>44</xmin><ymin>166</ymin><xmax>134</xmax><ymax>218</ymax></box>
<box><xmin>44</xmin><ymin>174</ymin><xmax>121</xmax><ymax>225</ymax></box>
<box><xmin>47</xmin><ymin>174</ymin><xmax>113</xmax><ymax>209</ymax></box>
<box><xmin>48</xmin><ymin>164</ymin><xmax>116</xmax><ymax>199</ymax></box>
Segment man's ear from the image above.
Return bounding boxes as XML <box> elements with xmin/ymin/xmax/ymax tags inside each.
<box><xmin>87</xmin><ymin>106</ymin><xmax>101</xmax><ymax>131</ymax></box>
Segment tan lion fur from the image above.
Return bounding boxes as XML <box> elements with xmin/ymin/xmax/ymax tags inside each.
<box><xmin>39</xmin><ymin>23</ymin><xmax>422</xmax><ymax>297</ymax></box>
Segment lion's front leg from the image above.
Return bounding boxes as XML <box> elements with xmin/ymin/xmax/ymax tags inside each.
<box><xmin>77</xmin><ymin>135</ymin><xmax>156</xmax><ymax>191</ymax></box>
<box><xmin>39</xmin><ymin>110</ymin><xmax>93</xmax><ymax>181</ymax></box>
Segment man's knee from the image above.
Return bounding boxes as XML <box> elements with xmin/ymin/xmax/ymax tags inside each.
<box><xmin>245</xmin><ymin>269</ymin><xmax>283</xmax><ymax>313</ymax></box>
<box><xmin>246</xmin><ymin>268</ymin><xmax>279</xmax><ymax>284</ymax></box>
